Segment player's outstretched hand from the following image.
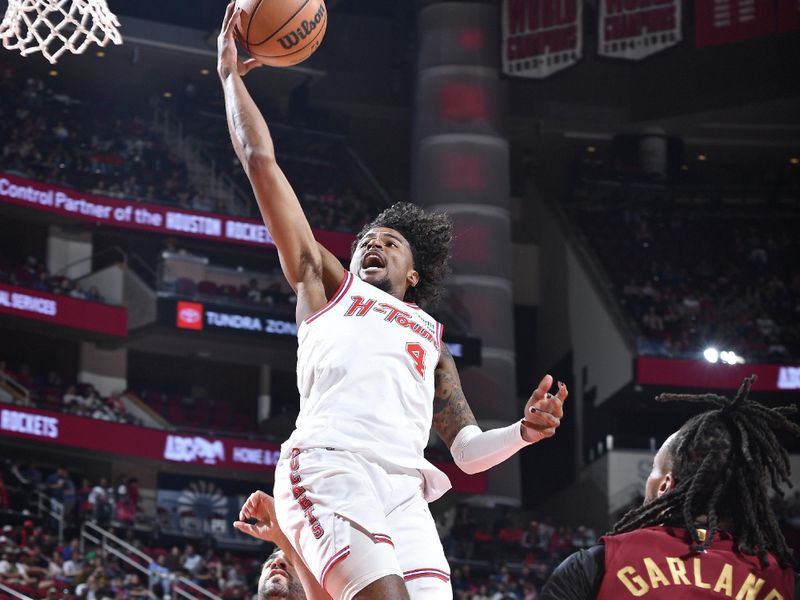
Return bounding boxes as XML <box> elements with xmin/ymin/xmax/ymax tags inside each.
<box><xmin>233</xmin><ymin>490</ymin><xmax>289</xmax><ymax>548</ymax></box>
<box><xmin>521</xmin><ymin>375</ymin><xmax>568</xmax><ymax>443</ymax></box>
<box><xmin>217</xmin><ymin>2</ymin><xmax>261</xmax><ymax>80</ymax></box>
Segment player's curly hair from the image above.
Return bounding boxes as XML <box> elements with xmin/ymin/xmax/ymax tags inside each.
<box><xmin>354</xmin><ymin>202</ymin><xmax>453</xmax><ymax>308</ymax></box>
<box><xmin>610</xmin><ymin>375</ymin><xmax>800</xmax><ymax>568</ymax></box>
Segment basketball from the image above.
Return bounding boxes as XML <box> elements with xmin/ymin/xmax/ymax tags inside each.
<box><xmin>234</xmin><ymin>0</ymin><xmax>327</xmax><ymax>68</ymax></box>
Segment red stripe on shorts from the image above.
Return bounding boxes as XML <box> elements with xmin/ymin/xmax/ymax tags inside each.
<box><xmin>403</xmin><ymin>567</ymin><xmax>451</xmax><ymax>582</ymax></box>
<box><xmin>373</xmin><ymin>533</ymin><xmax>394</xmax><ymax>547</ymax></box>
<box><xmin>320</xmin><ymin>546</ymin><xmax>351</xmax><ymax>591</ymax></box>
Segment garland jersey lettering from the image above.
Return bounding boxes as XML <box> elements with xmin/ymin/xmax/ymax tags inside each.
<box><xmin>597</xmin><ymin>526</ymin><xmax>794</xmax><ymax>599</ymax></box>
<box><xmin>281</xmin><ymin>271</ymin><xmax>451</xmax><ymax>501</ymax></box>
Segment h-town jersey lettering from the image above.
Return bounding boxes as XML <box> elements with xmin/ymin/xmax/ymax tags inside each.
<box><xmin>284</xmin><ymin>271</ymin><xmax>452</xmax><ymax>501</ymax></box>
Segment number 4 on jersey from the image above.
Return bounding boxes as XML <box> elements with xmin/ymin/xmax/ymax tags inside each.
<box><xmin>406</xmin><ymin>342</ymin><xmax>426</xmax><ymax>377</ymax></box>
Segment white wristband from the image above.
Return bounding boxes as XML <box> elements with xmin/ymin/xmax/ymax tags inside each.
<box><xmin>450</xmin><ymin>422</ymin><xmax>530</xmax><ymax>475</ymax></box>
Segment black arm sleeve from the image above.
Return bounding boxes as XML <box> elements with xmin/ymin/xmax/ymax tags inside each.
<box><xmin>539</xmin><ymin>544</ymin><xmax>605</xmax><ymax>600</ymax></box>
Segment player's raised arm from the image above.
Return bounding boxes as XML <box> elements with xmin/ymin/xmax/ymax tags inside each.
<box><xmin>432</xmin><ymin>345</ymin><xmax>568</xmax><ymax>474</ymax></box>
<box><xmin>217</xmin><ymin>4</ymin><xmax>342</xmax><ymax>318</ymax></box>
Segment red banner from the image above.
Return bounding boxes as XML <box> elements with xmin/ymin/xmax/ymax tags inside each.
<box><xmin>598</xmin><ymin>0</ymin><xmax>681</xmax><ymax>60</ymax></box>
<box><xmin>0</xmin><ymin>282</ymin><xmax>127</xmax><ymax>337</ymax></box>
<box><xmin>778</xmin><ymin>0</ymin><xmax>800</xmax><ymax>32</ymax></box>
<box><xmin>0</xmin><ymin>173</ymin><xmax>355</xmax><ymax>259</ymax></box>
<box><xmin>502</xmin><ymin>0</ymin><xmax>583</xmax><ymax>79</ymax></box>
<box><xmin>695</xmin><ymin>0</ymin><xmax>775</xmax><ymax>48</ymax></box>
<box><xmin>0</xmin><ymin>405</ymin><xmax>487</xmax><ymax>493</ymax></box>
<box><xmin>637</xmin><ymin>357</ymin><xmax>800</xmax><ymax>392</ymax></box>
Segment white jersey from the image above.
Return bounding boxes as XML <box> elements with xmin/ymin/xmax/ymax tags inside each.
<box><xmin>282</xmin><ymin>270</ymin><xmax>451</xmax><ymax>501</ymax></box>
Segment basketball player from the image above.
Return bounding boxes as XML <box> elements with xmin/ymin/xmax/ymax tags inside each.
<box><xmin>540</xmin><ymin>375</ymin><xmax>799</xmax><ymax>600</ymax></box>
<box><xmin>258</xmin><ymin>550</ymin><xmax>306</xmax><ymax>600</ymax></box>
<box><xmin>218</xmin><ymin>4</ymin><xmax>567</xmax><ymax>599</ymax></box>
<box><xmin>236</xmin><ymin>489</ymin><xmax>321</xmax><ymax>600</ymax></box>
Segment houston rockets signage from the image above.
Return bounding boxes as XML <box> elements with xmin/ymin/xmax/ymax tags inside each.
<box><xmin>0</xmin><ymin>173</ymin><xmax>354</xmax><ymax>259</ymax></box>
<box><xmin>598</xmin><ymin>0</ymin><xmax>681</xmax><ymax>60</ymax></box>
<box><xmin>502</xmin><ymin>0</ymin><xmax>583</xmax><ymax>79</ymax></box>
<box><xmin>0</xmin><ymin>405</ymin><xmax>487</xmax><ymax>493</ymax></box>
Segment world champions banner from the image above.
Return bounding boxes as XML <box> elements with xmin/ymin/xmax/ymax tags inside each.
<box><xmin>502</xmin><ymin>0</ymin><xmax>582</xmax><ymax>79</ymax></box>
<box><xmin>598</xmin><ymin>0</ymin><xmax>681</xmax><ymax>60</ymax></box>
<box><xmin>694</xmin><ymin>0</ymin><xmax>774</xmax><ymax>47</ymax></box>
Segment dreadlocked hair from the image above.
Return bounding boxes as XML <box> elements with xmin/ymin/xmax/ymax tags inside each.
<box><xmin>609</xmin><ymin>375</ymin><xmax>800</xmax><ymax>568</ymax></box>
<box><xmin>354</xmin><ymin>202</ymin><xmax>453</xmax><ymax>308</ymax></box>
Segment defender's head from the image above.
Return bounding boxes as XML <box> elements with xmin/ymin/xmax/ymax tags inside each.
<box><xmin>258</xmin><ymin>550</ymin><xmax>304</xmax><ymax>600</ymax></box>
<box><xmin>350</xmin><ymin>202</ymin><xmax>453</xmax><ymax>308</ymax></box>
<box><xmin>615</xmin><ymin>376</ymin><xmax>800</xmax><ymax>568</ymax></box>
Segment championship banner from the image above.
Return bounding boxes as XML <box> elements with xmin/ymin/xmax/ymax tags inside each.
<box><xmin>598</xmin><ymin>0</ymin><xmax>681</xmax><ymax>60</ymax></box>
<box><xmin>502</xmin><ymin>0</ymin><xmax>582</xmax><ymax>79</ymax></box>
<box><xmin>778</xmin><ymin>0</ymin><xmax>800</xmax><ymax>33</ymax></box>
<box><xmin>694</xmin><ymin>0</ymin><xmax>775</xmax><ymax>48</ymax></box>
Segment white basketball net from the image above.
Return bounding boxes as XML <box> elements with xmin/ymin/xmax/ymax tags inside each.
<box><xmin>1</xmin><ymin>0</ymin><xmax>122</xmax><ymax>64</ymax></box>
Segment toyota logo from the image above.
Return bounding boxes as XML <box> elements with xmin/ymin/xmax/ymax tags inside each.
<box><xmin>179</xmin><ymin>307</ymin><xmax>200</xmax><ymax>323</ymax></box>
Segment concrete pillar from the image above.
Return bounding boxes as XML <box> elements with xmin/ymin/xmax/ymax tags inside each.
<box><xmin>413</xmin><ymin>1</ymin><xmax>519</xmax><ymax>499</ymax></box>
<box><xmin>46</xmin><ymin>226</ymin><xmax>92</xmax><ymax>279</ymax></box>
<box><xmin>78</xmin><ymin>343</ymin><xmax>127</xmax><ymax>396</ymax></box>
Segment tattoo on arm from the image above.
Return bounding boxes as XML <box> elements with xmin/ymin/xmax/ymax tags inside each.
<box><xmin>432</xmin><ymin>345</ymin><xmax>478</xmax><ymax>448</ymax></box>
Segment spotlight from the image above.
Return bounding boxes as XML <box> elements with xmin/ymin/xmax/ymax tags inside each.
<box><xmin>96</xmin><ymin>51</ymin><xmax>105</xmax><ymax>58</ymax></box>
<box><xmin>703</xmin><ymin>347</ymin><xmax>719</xmax><ymax>363</ymax></box>
<box><xmin>163</xmin><ymin>92</ymin><xmax>173</xmax><ymax>98</ymax></box>
<box><xmin>48</xmin><ymin>69</ymin><xmax>58</xmax><ymax>77</ymax></box>
<box><xmin>720</xmin><ymin>350</ymin><xmax>745</xmax><ymax>365</ymax></box>
<box><xmin>586</xmin><ymin>145</ymin><xmax>596</xmax><ymax>153</ymax></box>
<box><xmin>200</xmin><ymin>68</ymin><xmax>211</xmax><ymax>75</ymax></box>
<box><xmin>697</xmin><ymin>154</ymin><xmax>707</xmax><ymax>162</ymax></box>
<box><xmin>790</xmin><ymin>157</ymin><xmax>799</xmax><ymax>166</ymax></box>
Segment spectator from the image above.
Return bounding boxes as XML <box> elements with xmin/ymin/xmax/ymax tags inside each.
<box><xmin>62</xmin><ymin>385</ymin><xmax>84</xmax><ymax>409</ymax></box>
<box><xmin>147</xmin><ymin>554</ymin><xmax>171</xmax><ymax>599</ymax></box>
<box><xmin>61</xmin><ymin>551</ymin><xmax>83</xmax><ymax>584</ymax></box>
<box><xmin>181</xmin><ymin>545</ymin><xmax>201</xmax><ymax>576</ymax></box>
<box><xmin>88</xmin><ymin>477</ymin><xmax>112</xmax><ymax>525</ymax></box>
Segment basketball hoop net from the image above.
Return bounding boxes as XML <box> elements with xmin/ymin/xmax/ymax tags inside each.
<box><xmin>1</xmin><ymin>0</ymin><xmax>122</xmax><ymax>64</ymax></box>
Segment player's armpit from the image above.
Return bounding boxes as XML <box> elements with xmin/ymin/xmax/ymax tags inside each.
<box><xmin>316</xmin><ymin>242</ymin><xmax>346</xmax><ymax>298</ymax></box>
<box><xmin>432</xmin><ymin>344</ymin><xmax>478</xmax><ymax>448</ymax></box>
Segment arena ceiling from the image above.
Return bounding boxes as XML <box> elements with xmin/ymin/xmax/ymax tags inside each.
<box><xmin>2</xmin><ymin>0</ymin><xmax>797</xmax><ymax>193</ymax></box>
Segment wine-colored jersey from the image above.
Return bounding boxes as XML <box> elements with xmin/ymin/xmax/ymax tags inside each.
<box><xmin>597</xmin><ymin>526</ymin><xmax>794</xmax><ymax>600</ymax></box>
<box><xmin>282</xmin><ymin>271</ymin><xmax>451</xmax><ymax>501</ymax></box>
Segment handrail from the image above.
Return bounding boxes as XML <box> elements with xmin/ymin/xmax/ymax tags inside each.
<box><xmin>0</xmin><ymin>371</ymin><xmax>31</xmax><ymax>404</ymax></box>
<box><xmin>81</xmin><ymin>522</ymin><xmax>223</xmax><ymax>600</ymax></box>
<box><xmin>82</xmin><ymin>521</ymin><xmax>153</xmax><ymax>564</ymax></box>
<box><xmin>0</xmin><ymin>582</ymin><xmax>34</xmax><ymax>600</ymax></box>
<box><xmin>34</xmin><ymin>490</ymin><xmax>64</xmax><ymax>544</ymax></box>
<box><xmin>53</xmin><ymin>245</ymin><xmax>129</xmax><ymax>278</ymax></box>
<box><xmin>128</xmin><ymin>252</ymin><xmax>159</xmax><ymax>287</ymax></box>
<box><xmin>345</xmin><ymin>144</ymin><xmax>393</xmax><ymax>208</ymax></box>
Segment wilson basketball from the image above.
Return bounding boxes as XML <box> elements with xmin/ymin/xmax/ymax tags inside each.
<box><xmin>234</xmin><ymin>0</ymin><xmax>327</xmax><ymax>67</ymax></box>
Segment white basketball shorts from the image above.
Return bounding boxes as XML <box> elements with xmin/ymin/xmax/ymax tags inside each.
<box><xmin>273</xmin><ymin>447</ymin><xmax>452</xmax><ymax>599</ymax></box>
